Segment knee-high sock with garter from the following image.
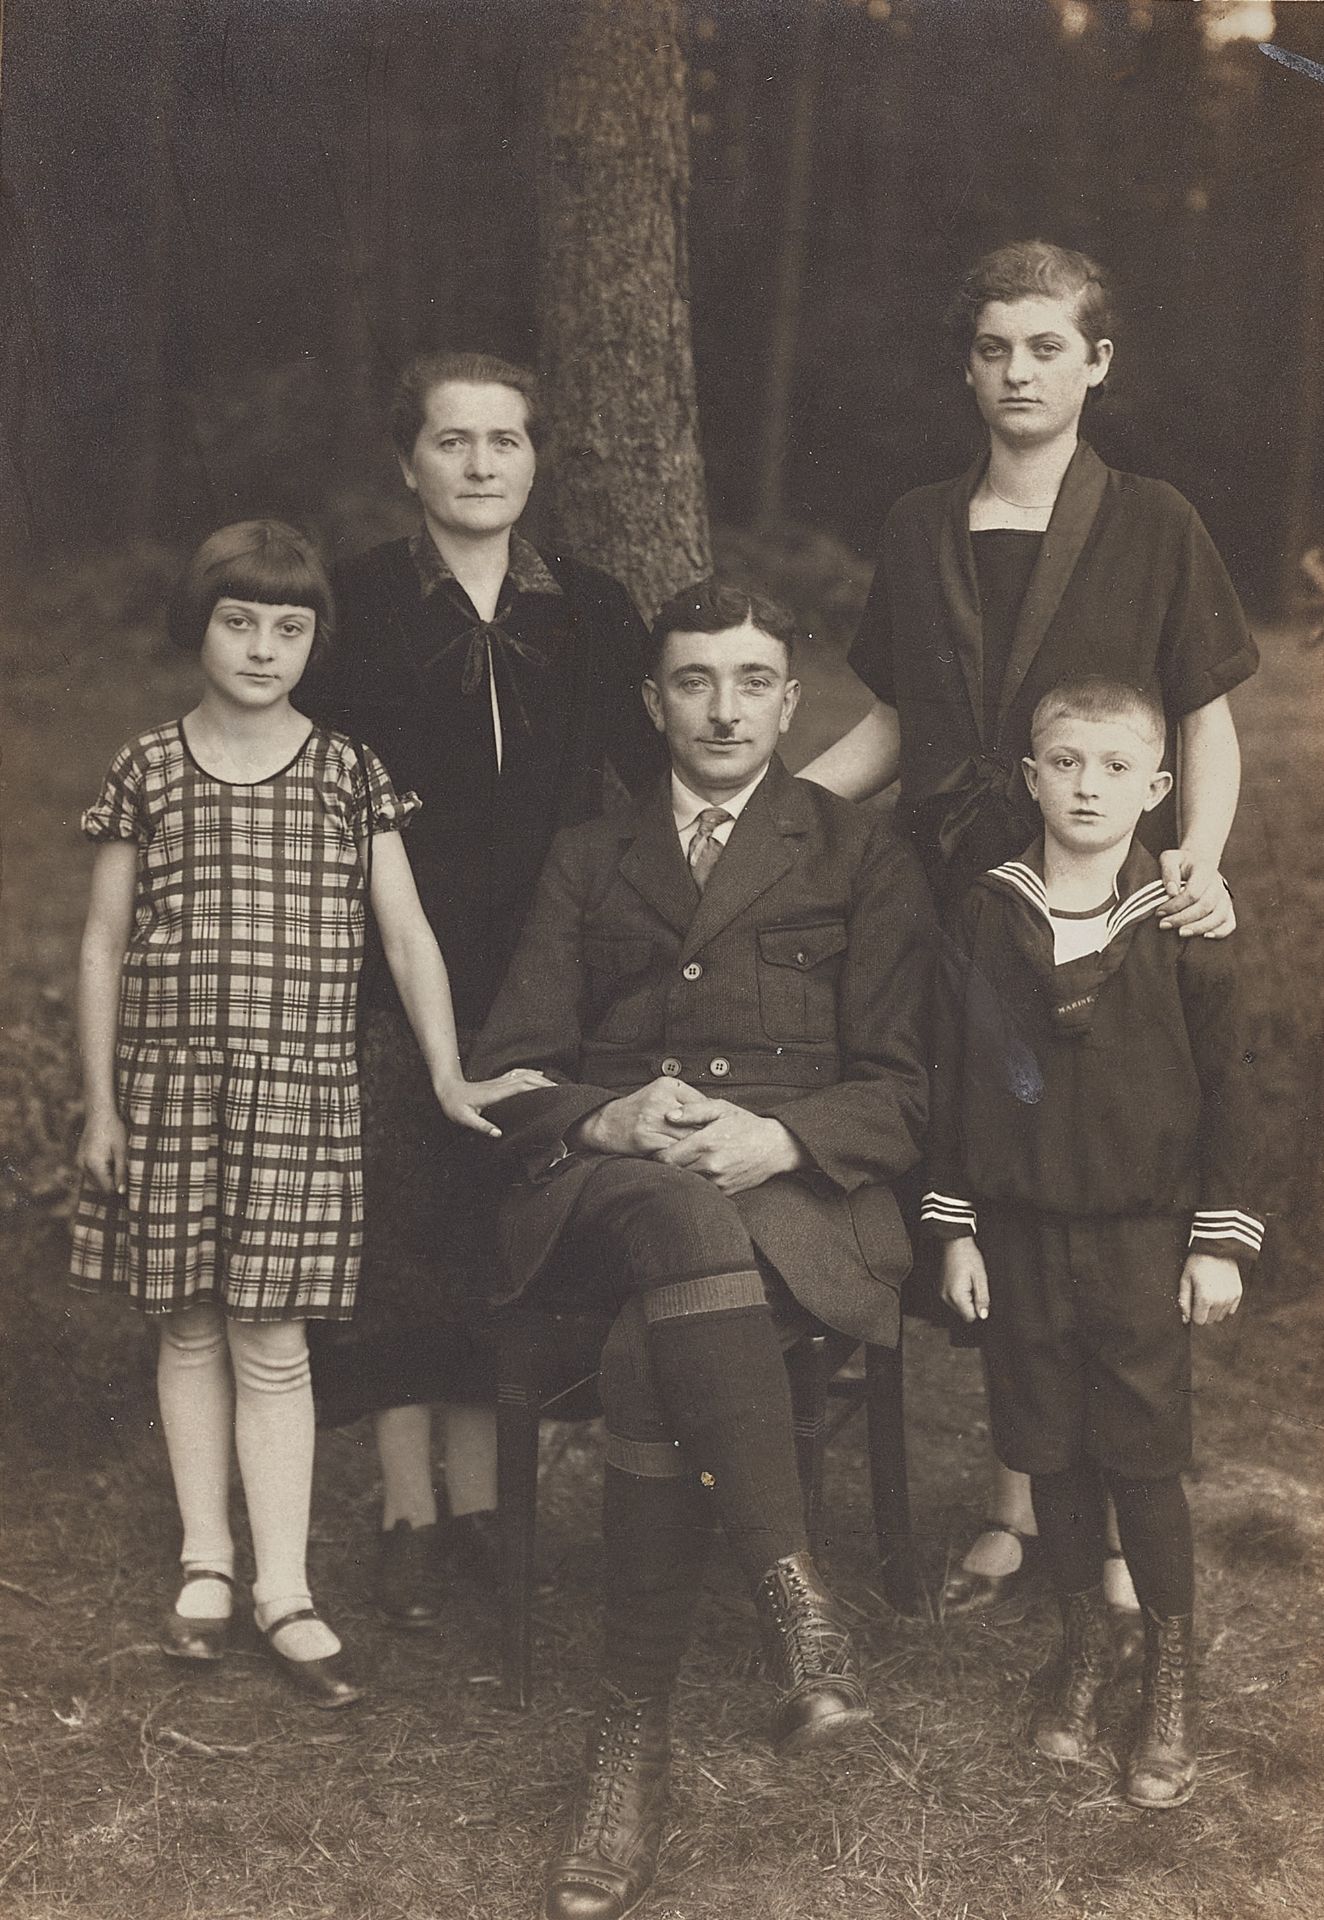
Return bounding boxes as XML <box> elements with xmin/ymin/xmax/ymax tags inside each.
<box><xmin>227</xmin><ymin>1318</ymin><xmax>338</xmax><ymax>1659</ymax></box>
<box><xmin>642</xmin><ymin>1273</ymin><xmax>806</xmax><ymax>1586</ymax></box>
<box><xmin>157</xmin><ymin>1304</ymin><xmax>236</xmax><ymax>1615</ymax></box>
<box><xmin>598</xmin><ymin>1300</ymin><xmax>716</xmax><ymax>1698</ymax></box>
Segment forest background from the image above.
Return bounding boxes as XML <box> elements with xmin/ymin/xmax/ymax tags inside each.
<box><xmin>1</xmin><ymin>4</ymin><xmax>1323</xmax><ymax>1918</ymax></box>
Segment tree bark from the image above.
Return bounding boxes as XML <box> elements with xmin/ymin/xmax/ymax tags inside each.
<box><xmin>536</xmin><ymin>0</ymin><xmax>710</xmax><ymax>620</ymax></box>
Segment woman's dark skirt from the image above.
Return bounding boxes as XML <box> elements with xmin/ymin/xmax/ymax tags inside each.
<box><xmin>309</xmin><ymin>1006</ymin><xmax>501</xmax><ymax>1427</ymax></box>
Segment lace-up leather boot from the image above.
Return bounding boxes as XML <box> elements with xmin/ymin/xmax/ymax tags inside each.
<box><xmin>542</xmin><ymin>1693</ymin><xmax>671</xmax><ymax>1920</ymax></box>
<box><xmin>1030</xmin><ymin>1586</ymin><xmax>1113</xmax><ymax>1763</ymax></box>
<box><xmin>1125</xmin><ymin>1611</ymin><xmax>1197</xmax><ymax>1809</ymax></box>
<box><xmin>752</xmin><ymin>1552</ymin><xmax>873</xmax><ymax>1753</ymax></box>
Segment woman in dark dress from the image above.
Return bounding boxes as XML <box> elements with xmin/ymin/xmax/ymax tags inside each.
<box><xmin>798</xmin><ymin>242</ymin><xmax>1257</xmax><ymax>1629</ymax></box>
<box><xmin>308</xmin><ymin>350</ymin><xmax>664</xmax><ymax>1621</ymax></box>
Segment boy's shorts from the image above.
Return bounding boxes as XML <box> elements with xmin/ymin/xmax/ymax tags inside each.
<box><xmin>979</xmin><ymin>1205</ymin><xmax>1192</xmax><ymax>1480</ymax></box>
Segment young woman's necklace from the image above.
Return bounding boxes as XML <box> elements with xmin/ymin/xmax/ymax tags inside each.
<box><xmin>984</xmin><ymin>478</ymin><xmax>1057</xmax><ymax>512</ymax></box>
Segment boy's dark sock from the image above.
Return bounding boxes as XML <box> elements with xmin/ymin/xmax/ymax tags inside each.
<box><xmin>1030</xmin><ymin>1463</ymin><xmax>1108</xmax><ymax>1597</ymax></box>
<box><xmin>602</xmin><ymin>1454</ymin><xmax>713</xmax><ymax>1697</ymax></box>
<box><xmin>1104</xmin><ymin>1472</ymin><xmax>1194</xmax><ymax>1618</ymax></box>
<box><xmin>643</xmin><ymin>1277</ymin><xmax>807</xmax><ymax>1585</ymax></box>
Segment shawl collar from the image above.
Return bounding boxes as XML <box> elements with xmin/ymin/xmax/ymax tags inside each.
<box><xmin>616</xmin><ymin>755</ymin><xmax>805</xmax><ymax>954</ymax></box>
<box><xmin>936</xmin><ymin>439</ymin><xmax>1111</xmax><ymax>746</ymax></box>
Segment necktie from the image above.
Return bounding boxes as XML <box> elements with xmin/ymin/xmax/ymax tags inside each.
<box><xmin>688</xmin><ymin>807</ymin><xmax>733</xmax><ymax>893</ymax></box>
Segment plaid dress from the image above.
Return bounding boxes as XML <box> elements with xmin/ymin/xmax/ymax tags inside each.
<box><xmin>69</xmin><ymin>722</ymin><xmax>418</xmax><ymax>1320</ymax></box>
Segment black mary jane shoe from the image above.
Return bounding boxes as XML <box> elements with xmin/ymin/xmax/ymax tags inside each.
<box><xmin>160</xmin><ymin>1569</ymin><xmax>236</xmax><ymax>1663</ymax></box>
<box><xmin>260</xmin><ymin>1607</ymin><xmax>366</xmax><ymax>1710</ymax></box>
<box><xmin>940</xmin><ymin>1521</ymin><xmax>1041</xmax><ymax>1617</ymax></box>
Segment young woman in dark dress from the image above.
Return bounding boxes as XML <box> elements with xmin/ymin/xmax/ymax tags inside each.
<box><xmin>798</xmin><ymin>243</ymin><xmax>1257</xmax><ymax>1628</ymax></box>
<box><xmin>307</xmin><ymin>351</ymin><xmax>664</xmax><ymax>1622</ymax></box>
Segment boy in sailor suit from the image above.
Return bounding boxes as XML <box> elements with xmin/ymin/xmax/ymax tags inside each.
<box><xmin>924</xmin><ymin>675</ymin><xmax>1262</xmax><ymax>1812</ymax></box>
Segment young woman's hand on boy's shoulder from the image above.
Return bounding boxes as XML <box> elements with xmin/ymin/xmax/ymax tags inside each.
<box><xmin>433</xmin><ymin>1068</ymin><xmax>555</xmax><ymax>1138</ymax></box>
<box><xmin>1179</xmin><ymin>1252</ymin><xmax>1243</xmax><ymax>1324</ymax></box>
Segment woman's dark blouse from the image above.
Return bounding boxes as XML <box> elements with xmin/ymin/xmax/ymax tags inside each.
<box><xmin>847</xmin><ymin>447</ymin><xmax>1259</xmax><ymax>910</ymax></box>
<box><xmin>306</xmin><ymin>531</ymin><xmax>665</xmax><ymax>1030</ymax></box>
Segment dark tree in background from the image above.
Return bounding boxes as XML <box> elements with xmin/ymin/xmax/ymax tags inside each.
<box><xmin>537</xmin><ymin>0</ymin><xmax>710</xmax><ymax>617</ymax></box>
<box><xmin>1</xmin><ymin>0</ymin><xmax>1320</xmax><ymax>607</ymax></box>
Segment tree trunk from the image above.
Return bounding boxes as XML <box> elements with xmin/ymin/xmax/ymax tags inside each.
<box><xmin>754</xmin><ymin>0</ymin><xmax>822</xmax><ymax>533</ymax></box>
<box><xmin>536</xmin><ymin>0</ymin><xmax>710</xmax><ymax>620</ymax></box>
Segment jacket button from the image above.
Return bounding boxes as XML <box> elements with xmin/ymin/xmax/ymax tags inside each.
<box><xmin>682</xmin><ymin>961</ymin><xmax>703</xmax><ymax>981</ymax></box>
<box><xmin>661</xmin><ymin>1056</ymin><xmax>683</xmax><ymax>1078</ymax></box>
<box><xmin>708</xmin><ymin>1056</ymin><xmax>730</xmax><ymax>1078</ymax></box>
<box><xmin>795</xmin><ymin>950</ymin><xmax>809</xmax><ymax>967</ymax></box>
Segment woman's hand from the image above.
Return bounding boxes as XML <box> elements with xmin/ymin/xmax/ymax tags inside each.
<box><xmin>1157</xmin><ymin>850</ymin><xmax>1235</xmax><ymax>938</ymax></box>
<box><xmin>434</xmin><ymin>1067</ymin><xmax>554</xmax><ymax>1138</ymax></box>
<box><xmin>78</xmin><ymin>1107</ymin><xmax>128</xmax><ymax>1195</ymax></box>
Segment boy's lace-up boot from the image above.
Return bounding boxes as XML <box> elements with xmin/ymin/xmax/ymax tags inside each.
<box><xmin>1030</xmin><ymin>1586</ymin><xmax>1113</xmax><ymax>1763</ymax></box>
<box><xmin>752</xmin><ymin>1551</ymin><xmax>873</xmax><ymax>1753</ymax></box>
<box><xmin>542</xmin><ymin>1692</ymin><xmax>671</xmax><ymax>1920</ymax></box>
<box><xmin>1125</xmin><ymin>1610</ymin><xmax>1198</xmax><ymax>1809</ymax></box>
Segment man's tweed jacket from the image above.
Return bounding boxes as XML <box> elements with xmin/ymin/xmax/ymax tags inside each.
<box><xmin>470</xmin><ymin>754</ymin><xmax>935</xmax><ymax>1347</ymax></box>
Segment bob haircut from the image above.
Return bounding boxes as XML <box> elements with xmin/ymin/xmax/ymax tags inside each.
<box><xmin>1029</xmin><ymin>675</ymin><xmax>1167</xmax><ymax>755</ymax></box>
<box><xmin>946</xmin><ymin>240</ymin><xmax>1116</xmax><ymax>368</ymax></box>
<box><xmin>388</xmin><ymin>349</ymin><xmax>545</xmax><ymax>457</ymax></box>
<box><xmin>647</xmin><ymin>578</ymin><xmax>800</xmax><ymax>678</ymax></box>
<box><xmin>167</xmin><ymin>520</ymin><xmax>336</xmax><ymax>664</ymax></box>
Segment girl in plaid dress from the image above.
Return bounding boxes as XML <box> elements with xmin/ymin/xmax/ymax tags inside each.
<box><xmin>70</xmin><ymin>520</ymin><xmax>546</xmax><ymax>1707</ymax></box>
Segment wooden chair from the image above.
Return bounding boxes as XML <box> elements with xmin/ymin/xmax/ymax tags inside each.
<box><xmin>494</xmin><ymin>1306</ymin><xmax>918</xmax><ymax>1709</ymax></box>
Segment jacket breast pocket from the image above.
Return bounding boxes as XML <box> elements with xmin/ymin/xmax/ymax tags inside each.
<box><xmin>757</xmin><ymin>922</ymin><xmax>848</xmax><ymax>1041</ymax></box>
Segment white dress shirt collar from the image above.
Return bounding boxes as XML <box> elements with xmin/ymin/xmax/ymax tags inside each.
<box><xmin>670</xmin><ymin>767</ymin><xmax>768</xmax><ymax>845</ymax></box>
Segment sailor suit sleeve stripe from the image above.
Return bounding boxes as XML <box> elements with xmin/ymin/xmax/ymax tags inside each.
<box><xmin>920</xmin><ymin>1190</ymin><xmax>978</xmax><ymax>1238</ymax></box>
<box><xmin>1188</xmin><ymin>1208</ymin><xmax>1264</xmax><ymax>1259</ymax></box>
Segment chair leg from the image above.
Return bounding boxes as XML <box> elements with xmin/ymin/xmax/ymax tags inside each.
<box><xmin>866</xmin><ymin>1335</ymin><xmax>922</xmax><ymax>1616</ymax></box>
<box><xmin>496</xmin><ymin>1359</ymin><xmax>543</xmax><ymax>1711</ymax></box>
<box><xmin>786</xmin><ymin>1333</ymin><xmax>830</xmax><ymax>1551</ymax></box>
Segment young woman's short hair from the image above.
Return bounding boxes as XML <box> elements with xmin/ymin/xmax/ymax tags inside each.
<box><xmin>1029</xmin><ymin>676</ymin><xmax>1166</xmax><ymax>753</ymax></box>
<box><xmin>947</xmin><ymin>240</ymin><xmax>1117</xmax><ymax>367</ymax></box>
<box><xmin>168</xmin><ymin>520</ymin><xmax>336</xmax><ymax>663</ymax></box>
<box><xmin>647</xmin><ymin>578</ymin><xmax>800</xmax><ymax>677</ymax></box>
<box><xmin>388</xmin><ymin>350</ymin><xmax>545</xmax><ymax>457</ymax></box>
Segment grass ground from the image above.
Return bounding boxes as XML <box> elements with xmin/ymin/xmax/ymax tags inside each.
<box><xmin>1</xmin><ymin>537</ymin><xmax>1321</xmax><ymax>1920</ymax></box>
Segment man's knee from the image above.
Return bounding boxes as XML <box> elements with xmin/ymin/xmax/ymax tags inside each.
<box><xmin>574</xmin><ymin>1154</ymin><xmax>754</xmax><ymax>1283</ymax></box>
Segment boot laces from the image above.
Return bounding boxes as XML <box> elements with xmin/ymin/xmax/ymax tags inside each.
<box><xmin>576</xmin><ymin>1701</ymin><xmax>652</xmax><ymax>1843</ymax></box>
<box><xmin>766</xmin><ymin>1562</ymin><xmax>852</xmax><ymax>1684</ymax></box>
<box><xmin>1147</xmin><ymin>1628</ymin><xmax>1185</xmax><ymax>1737</ymax></box>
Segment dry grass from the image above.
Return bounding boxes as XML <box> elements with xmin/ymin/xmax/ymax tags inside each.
<box><xmin>2</xmin><ymin>535</ymin><xmax>1322</xmax><ymax>1919</ymax></box>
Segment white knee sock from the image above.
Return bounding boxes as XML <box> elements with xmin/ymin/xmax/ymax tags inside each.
<box><xmin>227</xmin><ymin>1319</ymin><xmax>338</xmax><ymax>1659</ymax></box>
<box><xmin>157</xmin><ymin>1305</ymin><xmax>235</xmax><ymax>1615</ymax></box>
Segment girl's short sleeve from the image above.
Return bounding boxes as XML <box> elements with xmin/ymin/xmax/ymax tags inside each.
<box><xmin>81</xmin><ymin>743</ymin><xmax>148</xmax><ymax>843</ymax></box>
<box><xmin>352</xmin><ymin>743</ymin><xmax>421</xmax><ymax>836</ymax></box>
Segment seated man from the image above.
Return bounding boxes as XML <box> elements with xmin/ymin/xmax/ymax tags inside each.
<box><xmin>471</xmin><ymin>579</ymin><xmax>933</xmax><ymax>1920</ymax></box>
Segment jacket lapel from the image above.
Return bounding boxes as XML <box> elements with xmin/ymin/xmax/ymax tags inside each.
<box><xmin>679</xmin><ymin>757</ymin><xmax>803</xmax><ymax>961</ymax></box>
<box><xmin>617</xmin><ymin>776</ymin><xmax>701</xmax><ymax>936</ymax></box>
<box><xmin>995</xmin><ymin>440</ymin><xmax>1109</xmax><ymax>739</ymax></box>
<box><xmin>935</xmin><ymin>454</ymin><xmax>988</xmax><ymax>742</ymax></box>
